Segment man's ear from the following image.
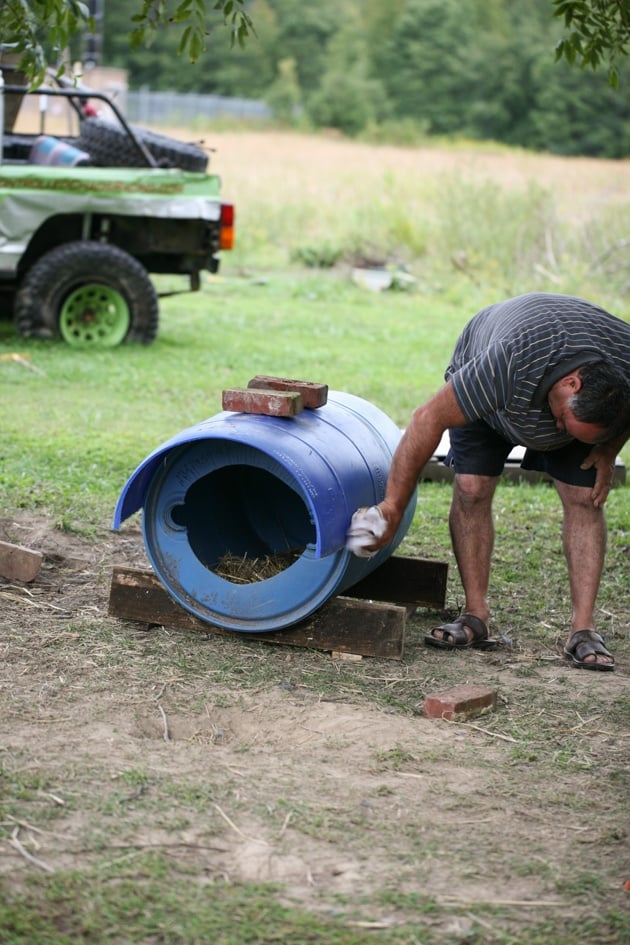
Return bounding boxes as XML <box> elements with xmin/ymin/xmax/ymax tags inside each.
<box><xmin>561</xmin><ymin>371</ymin><xmax>583</xmax><ymax>394</ymax></box>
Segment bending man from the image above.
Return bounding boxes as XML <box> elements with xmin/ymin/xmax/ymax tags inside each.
<box><xmin>347</xmin><ymin>293</ymin><xmax>630</xmax><ymax>671</ymax></box>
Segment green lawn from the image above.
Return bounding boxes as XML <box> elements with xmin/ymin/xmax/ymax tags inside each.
<box><xmin>2</xmin><ymin>269</ymin><xmax>627</xmax><ymax>535</ymax></box>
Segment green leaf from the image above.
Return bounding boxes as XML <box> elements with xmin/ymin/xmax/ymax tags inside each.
<box><xmin>189</xmin><ymin>29</ymin><xmax>204</xmax><ymax>62</ymax></box>
<box><xmin>177</xmin><ymin>24</ymin><xmax>193</xmax><ymax>56</ymax></box>
<box><xmin>237</xmin><ymin>22</ymin><xmax>249</xmax><ymax>48</ymax></box>
<box><xmin>172</xmin><ymin>0</ymin><xmax>193</xmax><ymax>22</ymax></box>
<box><xmin>128</xmin><ymin>25</ymin><xmax>145</xmax><ymax>48</ymax></box>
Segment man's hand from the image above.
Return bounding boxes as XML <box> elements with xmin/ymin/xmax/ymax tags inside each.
<box><xmin>581</xmin><ymin>445</ymin><xmax>618</xmax><ymax>508</ymax></box>
<box><xmin>345</xmin><ymin>502</ymin><xmax>400</xmax><ymax>557</ymax></box>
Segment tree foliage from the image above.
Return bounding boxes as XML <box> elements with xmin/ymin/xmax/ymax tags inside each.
<box><xmin>552</xmin><ymin>0</ymin><xmax>630</xmax><ymax>86</ymax></box>
<box><xmin>2</xmin><ymin>0</ymin><xmax>627</xmax><ymax>88</ymax></box>
<box><xmin>128</xmin><ymin>0</ymin><xmax>254</xmax><ymax>61</ymax></box>
<box><xmin>1</xmin><ymin>1</ymin><xmax>628</xmax><ymax>157</ymax></box>
<box><xmin>381</xmin><ymin>0</ymin><xmax>480</xmax><ymax>134</ymax></box>
<box><xmin>1</xmin><ymin>0</ymin><xmax>93</xmax><ymax>85</ymax></box>
<box><xmin>0</xmin><ymin>0</ymin><xmax>253</xmax><ymax>86</ymax></box>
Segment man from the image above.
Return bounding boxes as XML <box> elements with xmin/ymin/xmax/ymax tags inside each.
<box><xmin>346</xmin><ymin>293</ymin><xmax>630</xmax><ymax>671</ymax></box>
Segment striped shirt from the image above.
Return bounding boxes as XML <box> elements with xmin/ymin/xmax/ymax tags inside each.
<box><xmin>446</xmin><ymin>293</ymin><xmax>630</xmax><ymax>449</ymax></box>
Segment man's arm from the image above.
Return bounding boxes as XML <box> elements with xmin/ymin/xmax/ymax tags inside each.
<box><xmin>358</xmin><ymin>381</ymin><xmax>468</xmax><ymax>551</ymax></box>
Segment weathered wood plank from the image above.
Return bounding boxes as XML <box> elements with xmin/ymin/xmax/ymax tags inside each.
<box><xmin>345</xmin><ymin>555</ymin><xmax>448</xmax><ymax>609</ymax></box>
<box><xmin>108</xmin><ymin>566</ymin><xmax>406</xmax><ymax>659</ymax></box>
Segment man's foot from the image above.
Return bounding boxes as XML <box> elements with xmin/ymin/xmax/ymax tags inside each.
<box><xmin>563</xmin><ymin>630</ymin><xmax>615</xmax><ymax>671</ymax></box>
<box><xmin>425</xmin><ymin>614</ymin><xmax>497</xmax><ymax>650</ymax></box>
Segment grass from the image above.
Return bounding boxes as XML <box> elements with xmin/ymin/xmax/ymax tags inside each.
<box><xmin>1</xmin><ymin>270</ymin><xmax>628</xmax><ymax>534</ymax></box>
<box><xmin>0</xmin><ymin>272</ymin><xmax>486</xmax><ymax>531</ymax></box>
<box><xmin>1</xmin><ymin>869</ymin><xmax>424</xmax><ymax>945</ymax></box>
<box><xmin>1</xmin><ymin>132</ymin><xmax>629</xmax><ymax>945</ymax></box>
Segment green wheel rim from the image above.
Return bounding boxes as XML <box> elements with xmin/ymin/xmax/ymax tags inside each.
<box><xmin>59</xmin><ymin>284</ymin><xmax>131</xmax><ymax>347</ymax></box>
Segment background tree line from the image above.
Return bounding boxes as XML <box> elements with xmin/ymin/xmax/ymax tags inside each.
<box><xmin>98</xmin><ymin>0</ymin><xmax>629</xmax><ymax>157</ymax></box>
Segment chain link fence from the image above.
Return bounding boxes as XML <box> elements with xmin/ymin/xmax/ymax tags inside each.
<box><xmin>126</xmin><ymin>88</ymin><xmax>271</xmax><ymax>126</ymax></box>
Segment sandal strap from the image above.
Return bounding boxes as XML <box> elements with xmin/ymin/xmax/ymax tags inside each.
<box><xmin>569</xmin><ymin>630</ymin><xmax>611</xmax><ymax>661</ymax></box>
<box><xmin>459</xmin><ymin>614</ymin><xmax>489</xmax><ymax>642</ymax></box>
<box><xmin>435</xmin><ymin>614</ymin><xmax>488</xmax><ymax>645</ymax></box>
<box><xmin>438</xmin><ymin>620</ymin><xmax>470</xmax><ymax>645</ymax></box>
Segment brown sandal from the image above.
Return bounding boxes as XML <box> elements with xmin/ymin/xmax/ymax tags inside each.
<box><xmin>425</xmin><ymin>614</ymin><xmax>497</xmax><ymax>650</ymax></box>
<box><xmin>563</xmin><ymin>630</ymin><xmax>615</xmax><ymax>672</ymax></box>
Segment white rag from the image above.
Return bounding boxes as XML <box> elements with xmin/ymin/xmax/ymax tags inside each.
<box><xmin>345</xmin><ymin>506</ymin><xmax>387</xmax><ymax>558</ymax></box>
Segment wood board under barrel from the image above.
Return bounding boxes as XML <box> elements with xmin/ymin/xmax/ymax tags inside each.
<box><xmin>108</xmin><ymin>555</ymin><xmax>448</xmax><ymax>660</ymax></box>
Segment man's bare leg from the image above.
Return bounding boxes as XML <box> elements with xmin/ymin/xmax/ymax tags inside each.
<box><xmin>554</xmin><ymin>479</ymin><xmax>612</xmax><ymax>665</ymax></box>
<box><xmin>430</xmin><ymin>473</ymin><xmax>499</xmax><ymax>643</ymax></box>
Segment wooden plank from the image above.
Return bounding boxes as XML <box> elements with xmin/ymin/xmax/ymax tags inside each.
<box><xmin>422</xmin><ymin>432</ymin><xmax>626</xmax><ymax>485</ymax></box>
<box><xmin>345</xmin><ymin>555</ymin><xmax>448</xmax><ymax>609</ymax></box>
<box><xmin>421</xmin><ymin>457</ymin><xmax>627</xmax><ymax>486</ymax></box>
<box><xmin>108</xmin><ymin>566</ymin><xmax>406</xmax><ymax>659</ymax></box>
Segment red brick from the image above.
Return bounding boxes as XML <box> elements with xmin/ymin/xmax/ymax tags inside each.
<box><xmin>247</xmin><ymin>375</ymin><xmax>328</xmax><ymax>409</ymax></box>
<box><xmin>0</xmin><ymin>540</ymin><xmax>43</xmax><ymax>583</ymax></box>
<box><xmin>423</xmin><ymin>684</ymin><xmax>497</xmax><ymax>722</ymax></box>
<box><xmin>222</xmin><ymin>387</ymin><xmax>304</xmax><ymax>417</ymax></box>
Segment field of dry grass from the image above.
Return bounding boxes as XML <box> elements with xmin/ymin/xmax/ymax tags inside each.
<box><xmin>192</xmin><ymin>129</ymin><xmax>630</xmax><ymax>299</ymax></box>
<box><xmin>204</xmin><ymin>129</ymin><xmax>630</xmax><ymax>221</ymax></box>
<box><xmin>14</xmin><ymin>105</ymin><xmax>630</xmax><ymax>221</ymax></box>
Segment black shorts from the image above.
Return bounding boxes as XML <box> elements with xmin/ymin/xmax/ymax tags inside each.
<box><xmin>444</xmin><ymin>419</ymin><xmax>597</xmax><ymax>487</ymax></box>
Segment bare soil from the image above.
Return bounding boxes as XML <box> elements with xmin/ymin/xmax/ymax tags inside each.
<box><xmin>0</xmin><ymin>511</ymin><xmax>628</xmax><ymax>940</ymax></box>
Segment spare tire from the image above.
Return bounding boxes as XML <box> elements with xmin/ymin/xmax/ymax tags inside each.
<box><xmin>77</xmin><ymin>118</ymin><xmax>209</xmax><ymax>172</ymax></box>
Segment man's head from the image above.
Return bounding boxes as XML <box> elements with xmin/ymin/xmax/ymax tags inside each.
<box><xmin>548</xmin><ymin>361</ymin><xmax>630</xmax><ymax>444</ymax></box>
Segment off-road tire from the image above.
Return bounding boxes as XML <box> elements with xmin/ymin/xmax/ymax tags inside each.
<box><xmin>77</xmin><ymin>118</ymin><xmax>209</xmax><ymax>172</ymax></box>
<box><xmin>14</xmin><ymin>242</ymin><xmax>159</xmax><ymax>346</ymax></box>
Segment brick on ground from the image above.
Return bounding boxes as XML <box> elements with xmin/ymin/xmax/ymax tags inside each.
<box><xmin>0</xmin><ymin>539</ymin><xmax>43</xmax><ymax>583</ymax></box>
<box><xmin>423</xmin><ymin>684</ymin><xmax>497</xmax><ymax>722</ymax></box>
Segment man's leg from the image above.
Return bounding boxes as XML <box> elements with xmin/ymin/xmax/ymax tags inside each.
<box><xmin>431</xmin><ymin>473</ymin><xmax>499</xmax><ymax>643</ymax></box>
<box><xmin>554</xmin><ymin>479</ymin><xmax>612</xmax><ymax>665</ymax></box>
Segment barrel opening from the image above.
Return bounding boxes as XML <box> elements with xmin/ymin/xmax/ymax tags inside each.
<box><xmin>167</xmin><ymin>464</ymin><xmax>316</xmax><ymax>582</ymax></box>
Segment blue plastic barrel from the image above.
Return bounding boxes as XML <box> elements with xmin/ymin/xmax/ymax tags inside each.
<box><xmin>113</xmin><ymin>390</ymin><xmax>416</xmax><ymax>632</ymax></box>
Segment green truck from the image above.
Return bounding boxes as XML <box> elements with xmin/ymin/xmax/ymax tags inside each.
<box><xmin>0</xmin><ymin>60</ymin><xmax>234</xmax><ymax>347</ymax></box>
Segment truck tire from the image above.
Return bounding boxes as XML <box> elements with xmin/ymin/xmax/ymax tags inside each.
<box><xmin>77</xmin><ymin>118</ymin><xmax>209</xmax><ymax>172</ymax></box>
<box><xmin>14</xmin><ymin>242</ymin><xmax>159</xmax><ymax>347</ymax></box>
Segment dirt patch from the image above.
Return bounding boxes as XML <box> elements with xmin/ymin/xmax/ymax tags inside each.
<box><xmin>0</xmin><ymin>511</ymin><xmax>628</xmax><ymax>936</ymax></box>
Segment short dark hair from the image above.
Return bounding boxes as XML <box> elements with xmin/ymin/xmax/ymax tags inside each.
<box><xmin>571</xmin><ymin>361</ymin><xmax>630</xmax><ymax>441</ymax></box>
